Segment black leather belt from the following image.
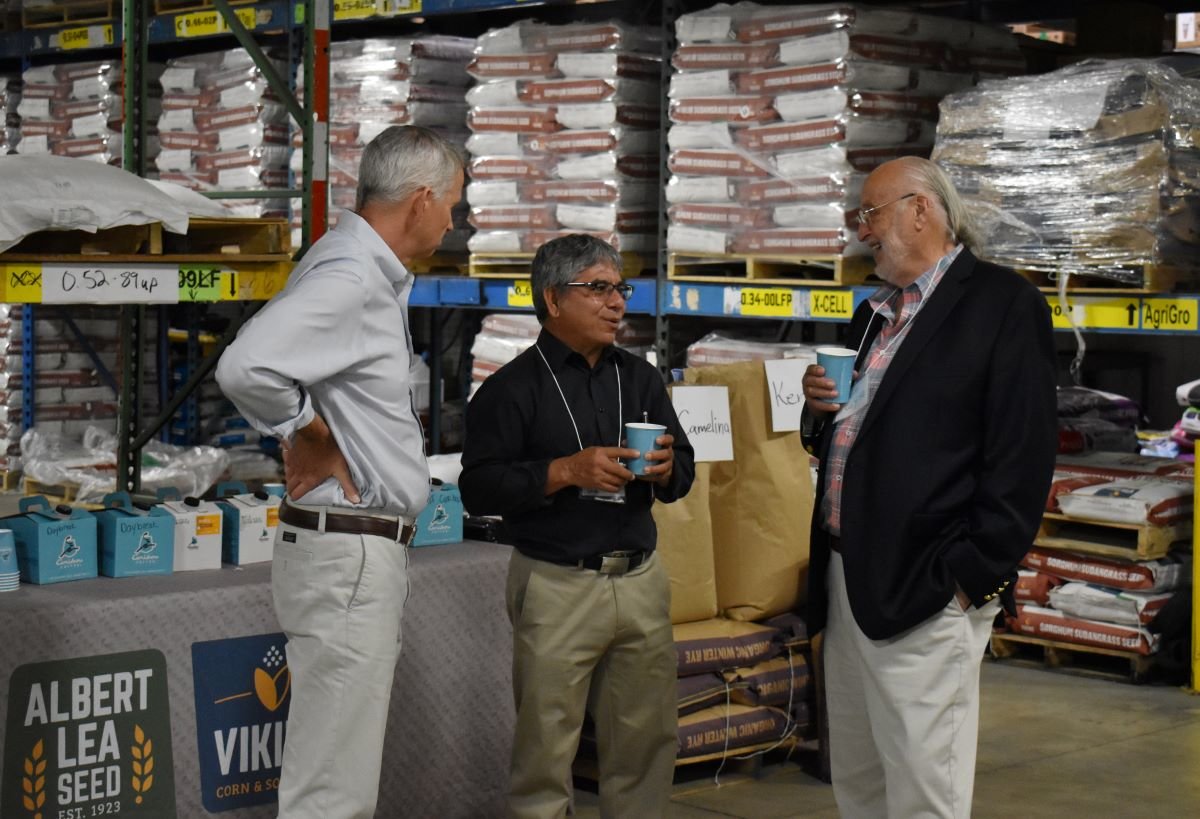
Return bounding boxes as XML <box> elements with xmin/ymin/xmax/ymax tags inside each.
<box><xmin>828</xmin><ymin>534</ymin><xmax>841</xmax><ymax>553</ymax></box>
<box><xmin>544</xmin><ymin>550</ymin><xmax>651</xmax><ymax>575</ymax></box>
<box><xmin>280</xmin><ymin>501</ymin><xmax>416</xmax><ymax>546</ymax></box>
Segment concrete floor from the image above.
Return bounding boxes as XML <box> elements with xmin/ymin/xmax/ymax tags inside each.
<box><xmin>573</xmin><ymin>662</ymin><xmax>1200</xmax><ymax>817</ymax></box>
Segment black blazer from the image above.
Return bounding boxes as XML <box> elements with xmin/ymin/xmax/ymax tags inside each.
<box><xmin>803</xmin><ymin>248</ymin><xmax>1057</xmax><ymax>640</ymax></box>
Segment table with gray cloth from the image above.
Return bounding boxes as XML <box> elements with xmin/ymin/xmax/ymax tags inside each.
<box><xmin>0</xmin><ymin>538</ymin><xmax>514</xmax><ymax>818</ymax></box>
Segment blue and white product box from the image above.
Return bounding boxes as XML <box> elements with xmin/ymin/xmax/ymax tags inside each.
<box><xmin>216</xmin><ymin>482</ymin><xmax>281</xmax><ymax>565</ymax></box>
<box><xmin>94</xmin><ymin>492</ymin><xmax>175</xmax><ymax>578</ymax></box>
<box><xmin>413</xmin><ymin>481</ymin><xmax>463</xmax><ymax>548</ymax></box>
<box><xmin>5</xmin><ymin>496</ymin><xmax>98</xmax><ymax>584</ymax></box>
<box><xmin>157</xmin><ymin>489</ymin><xmax>223</xmax><ymax>572</ymax></box>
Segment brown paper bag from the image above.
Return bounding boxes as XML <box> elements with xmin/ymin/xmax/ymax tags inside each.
<box><xmin>654</xmin><ymin>462</ymin><xmax>719</xmax><ymax>624</ymax></box>
<box><xmin>685</xmin><ymin>361</ymin><xmax>813</xmax><ymax>621</ymax></box>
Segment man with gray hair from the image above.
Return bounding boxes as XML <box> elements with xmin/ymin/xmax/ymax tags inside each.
<box><xmin>801</xmin><ymin>156</ymin><xmax>1056</xmax><ymax>817</ymax></box>
<box><xmin>460</xmin><ymin>234</ymin><xmax>694</xmax><ymax>818</ymax></box>
<box><xmin>216</xmin><ymin>125</ymin><xmax>464</xmax><ymax>819</ymax></box>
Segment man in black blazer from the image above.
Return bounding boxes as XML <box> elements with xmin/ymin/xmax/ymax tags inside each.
<box><xmin>801</xmin><ymin>157</ymin><xmax>1056</xmax><ymax>818</ymax></box>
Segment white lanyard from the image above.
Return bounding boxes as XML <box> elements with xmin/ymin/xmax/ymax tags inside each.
<box><xmin>535</xmin><ymin>345</ymin><xmax>622</xmax><ymax>451</ymax></box>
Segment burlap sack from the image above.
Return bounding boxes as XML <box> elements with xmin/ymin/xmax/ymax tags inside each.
<box><xmin>654</xmin><ymin>461</ymin><xmax>718</xmax><ymax>624</ymax></box>
<box><xmin>684</xmin><ymin>361</ymin><xmax>813</xmax><ymax>621</ymax></box>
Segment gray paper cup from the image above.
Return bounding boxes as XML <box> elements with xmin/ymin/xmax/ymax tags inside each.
<box><xmin>816</xmin><ymin>346</ymin><xmax>857</xmax><ymax>404</ymax></box>
<box><xmin>625</xmin><ymin>422</ymin><xmax>667</xmax><ymax>476</ymax></box>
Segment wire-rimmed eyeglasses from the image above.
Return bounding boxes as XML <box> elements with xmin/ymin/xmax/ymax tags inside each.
<box><xmin>856</xmin><ymin>192</ymin><xmax>917</xmax><ymax>227</ymax></box>
<box><xmin>564</xmin><ymin>281</ymin><xmax>634</xmax><ymax>300</ymax></box>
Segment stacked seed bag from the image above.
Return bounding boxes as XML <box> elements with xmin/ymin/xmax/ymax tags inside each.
<box><xmin>1</xmin><ymin>73</ymin><xmax>18</xmax><ymax>154</ymax></box>
<box><xmin>933</xmin><ymin>59</ymin><xmax>1200</xmax><ymax>285</ymax></box>
<box><xmin>293</xmin><ymin>35</ymin><xmax>475</xmax><ymax>251</ymax></box>
<box><xmin>16</xmin><ymin>60</ymin><xmax>162</xmax><ymax>167</ymax></box>
<box><xmin>158</xmin><ymin>48</ymin><xmax>290</xmax><ymax>218</ymax></box>
<box><xmin>465</xmin><ymin>20</ymin><xmax>662</xmax><ymax>256</ymax></box>
<box><xmin>666</xmin><ymin>2</ymin><xmax>1023</xmax><ymax>257</ymax></box>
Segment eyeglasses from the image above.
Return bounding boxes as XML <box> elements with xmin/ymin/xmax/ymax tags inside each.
<box><xmin>564</xmin><ymin>280</ymin><xmax>634</xmax><ymax>300</ymax></box>
<box><xmin>856</xmin><ymin>192</ymin><xmax>917</xmax><ymax>227</ymax></box>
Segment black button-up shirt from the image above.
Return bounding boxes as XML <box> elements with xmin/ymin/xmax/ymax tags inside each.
<box><xmin>460</xmin><ymin>329</ymin><xmax>695</xmax><ymax>564</ymax></box>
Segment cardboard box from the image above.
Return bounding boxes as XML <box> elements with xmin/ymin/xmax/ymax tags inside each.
<box><xmin>6</xmin><ymin>496</ymin><xmax>98</xmax><ymax>584</ymax></box>
<box><xmin>157</xmin><ymin>489</ymin><xmax>223</xmax><ymax>572</ymax></box>
<box><xmin>94</xmin><ymin>492</ymin><xmax>175</xmax><ymax>578</ymax></box>
<box><xmin>216</xmin><ymin>482</ymin><xmax>280</xmax><ymax>565</ymax></box>
<box><xmin>413</xmin><ymin>482</ymin><xmax>464</xmax><ymax>548</ymax></box>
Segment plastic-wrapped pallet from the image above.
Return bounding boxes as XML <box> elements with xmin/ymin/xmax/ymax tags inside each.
<box><xmin>0</xmin><ymin>306</ymin><xmax>160</xmax><ymax>473</ymax></box>
<box><xmin>16</xmin><ymin>60</ymin><xmax>163</xmax><ymax>167</ymax></box>
<box><xmin>465</xmin><ymin>21</ymin><xmax>661</xmax><ymax>256</ymax></box>
<box><xmin>158</xmin><ymin>48</ymin><xmax>290</xmax><ymax>218</ymax></box>
<box><xmin>685</xmin><ymin>331</ymin><xmax>820</xmax><ymax>367</ymax></box>
<box><xmin>933</xmin><ymin>60</ymin><xmax>1200</xmax><ymax>285</ymax></box>
<box><xmin>292</xmin><ymin>35</ymin><xmax>475</xmax><ymax>252</ymax></box>
<box><xmin>666</xmin><ymin>2</ymin><xmax>1023</xmax><ymax>257</ymax></box>
<box><xmin>2</xmin><ymin>73</ymin><xmax>18</xmax><ymax>154</ymax></box>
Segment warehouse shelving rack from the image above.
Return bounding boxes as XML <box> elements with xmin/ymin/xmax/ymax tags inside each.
<box><xmin>2</xmin><ymin>1</ymin><xmax>1199</xmax><ymax>682</ymax></box>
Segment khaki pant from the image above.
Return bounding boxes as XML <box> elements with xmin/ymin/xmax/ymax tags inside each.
<box><xmin>506</xmin><ymin>550</ymin><xmax>677</xmax><ymax>819</ymax></box>
<box><xmin>271</xmin><ymin>520</ymin><xmax>410</xmax><ymax>819</ymax></box>
<box><xmin>824</xmin><ymin>551</ymin><xmax>998</xmax><ymax>819</ymax></box>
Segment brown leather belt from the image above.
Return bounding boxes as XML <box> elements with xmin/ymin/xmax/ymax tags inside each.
<box><xmin>280</xmin><ymin>500</ymin><xmax>416</xmax><ymax>546</ymax></box>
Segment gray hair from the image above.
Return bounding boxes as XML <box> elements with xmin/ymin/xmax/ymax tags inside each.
<box><xmin>355</xmin><ymin>125</ymin><xmax>465</xmax><ymax>211</ymax></box>
<box><xmin>898</xmin><ymin>156</ymin><xmax>979</xmax><ymax>249</ymax></box>
<box><xmin>531</xmin><ymin>234</ymin><xmax>623</xmax><ymax>323</ymax></box>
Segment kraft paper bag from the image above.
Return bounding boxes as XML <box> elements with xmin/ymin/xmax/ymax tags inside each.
<box><xmin>653</xmin><ymin>462</ymin><xmax>718</xmax><ymax>624</ymax></box>
<box><xmin>685</xmin><ymin>361</ymin><xmax>813</xmax><ymax>621</ymax></box>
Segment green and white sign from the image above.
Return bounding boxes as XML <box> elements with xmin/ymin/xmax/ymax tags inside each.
<box><xmin>2</xmin><ymin>650</ymin><xmax>175</xmax><ymax>818</ymax></box>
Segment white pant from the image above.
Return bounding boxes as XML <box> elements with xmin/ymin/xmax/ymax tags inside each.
<box><xmin>824</xmin><ymin>552</ymin><xmax>997</xmax><ymax>819</ymax></box>
<box><xmin>271</xmin><ymin>519</ymin><xmax>411</xmax><ymax>819</ymax></box>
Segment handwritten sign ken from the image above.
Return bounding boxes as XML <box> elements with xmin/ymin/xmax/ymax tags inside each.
<box><xmin>671</xmin><ymin>385</ymin><xmax>734</xmax><ymax>463</ymax></box>
<box><xmin>763</xmin><ymin>359</ymin><xmax>807</xmax><ymax>432</ymax></box>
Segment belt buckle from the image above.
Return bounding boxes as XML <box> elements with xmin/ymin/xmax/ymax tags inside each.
<box><xmin>598</xmin><ymin>554</ymin><xmax>631</xmax><ymax>575</ymax></box>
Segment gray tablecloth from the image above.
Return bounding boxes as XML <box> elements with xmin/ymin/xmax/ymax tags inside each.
<box><xmin>0</xmin><ymin>539</ymin><xmax>515</xmax><ymax>818</ymax></box>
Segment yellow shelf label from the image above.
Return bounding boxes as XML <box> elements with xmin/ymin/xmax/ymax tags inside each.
<box><xmin>1045</xmin><ymin>295</ymin><xmax>1139</xmax><ymax>330</ymax></box>
<box><xmin>507</xmin><ymin>280</ymin><xmax>533</xmax><ymax>308</ymax></box>
<box><xmin>333</xmin><ymin>0</ymin><xmax>378</xmax><ymax>19</ymax></box>
<box><xmin>59</xmin><ymin>24</ymin><xmax>113</xmax><ymax>50</ymax></box>
<box><xmin>809</xmin><ymin>289</ymin><xmax>854</xmax><ymax>320</ymax></box>
<box><xmin>1</xmin><ymin>263</ymin><xmax>44</xmax><ymax>303</ymax></box>
<box><xmin>178</xmin><ymin>265</ymin><xmax>223</xmax><ymax>302</ymax></box>
<box><xmin>739</xmin><ymin>287</ymin><xmax>793</xmax><ymax>317</ymax></box>
<box><xmin>1141</xmin><ymin>298</ymin><xmax>1198</xmax><ymax>332</ymax></box>
<box><xmin>174</xmin><ymin>7</ymin><xmax>258</xmax><ymax>38</ymax></box>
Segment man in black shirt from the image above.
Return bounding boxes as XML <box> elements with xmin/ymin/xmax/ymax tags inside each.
<box><xmin>460</xmin><ymin>234</ymin><xmax>695</xmax><ymax>819</ymax></box>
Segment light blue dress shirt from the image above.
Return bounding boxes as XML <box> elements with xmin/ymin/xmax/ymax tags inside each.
<box><xmin>216</xmin><ymin>210</ymin><xmax>430</xmax><ymax>516</ymax></box>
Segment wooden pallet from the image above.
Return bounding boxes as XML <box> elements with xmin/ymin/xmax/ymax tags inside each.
<box><xmin>1018</xmin><ymin>265</ymin><xmax>1193</xmax><ymax>294</ymax></box>
<box><xmin>22</xmin><ymin>0</ymin><xmax>114</xmax><ymax>28</ymax></box>
<box><xmin>469</xmin><ymin>252</ymin><xmax>649</xmax><ymax>279</ymax></box>
<box><xmin>1036</xmin><ymin>513</ymin><xmax>1190</xmax><ymax>561</ymax></box>
<box><xmin>410</xmin><ymin>253</ymin><xmax>469</xmax><ymax>276</ymax></box>
<box><xmin>21</xmin><ymin>477</ymin><xmax>79</xmax><ymax>505</ymax></box>
<box><xmin>990</xmin><ymin>632</ymin><xmax>1158</xmax><ymax>684</ymax></box>
<box><xmin>0</xmin><ymin>470</ymin><xmax>20</xmax><ymax>492</ymax></box>
<box><xmin>667</xmin><ymin>252</ymin><xmax>873</xmax><ymax>286</ymax></box>
<box><xmin>1</xmin><ymin>218</ymin><xmax>291</xmax><ymax>262</ymax></box>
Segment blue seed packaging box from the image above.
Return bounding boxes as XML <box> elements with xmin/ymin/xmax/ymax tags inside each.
<box><xmin>94</xmin><ymin>492</ymin><xmax>175</xmax><ymax>578</ymax></box>
<box><xmin>216</xmin><ymin>482</ymin><xmax>280</xmax><ymax>565</ymax></box>
<box><xmin>413</xmin><ymin>481</ymin><xmax>463</xmax><ymax>547</ymax></box>
<box><xmin>6</xmin><ymin>496</ymin><xmax>98</xmax><ymax>584</ymax></box>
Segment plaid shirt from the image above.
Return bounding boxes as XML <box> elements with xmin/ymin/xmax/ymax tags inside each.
<box><xmin>822</xmin><ymin>245</ymin><xmax>962</xmax><ymax>535</ymax></box>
